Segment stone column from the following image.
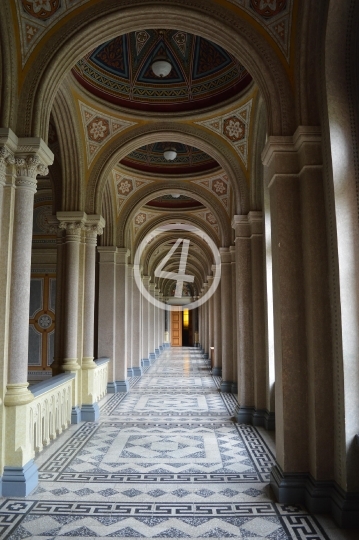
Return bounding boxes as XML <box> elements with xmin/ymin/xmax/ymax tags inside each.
<box><xmin>3</xmin><ymin>140</ymin><xmax>53</xmax><ymax>497</ymax></box>
<box><xmin>57</xmin><ymin>212</ymin><xmax>85</xmax><ymax>423</ymax></box>
<box><xmin>98</xmin><ymin>246</ymin><xmax>117</xmax><ymax>391</ymax></box>
<box><xmin>202</xmin><ymin>283</ymin><xmax>209</xmax><ymax>357</ymax></box>
<box><xmin>232</xmin><ymin>216</ymin><xmax>254</xmax><ymax>422</ymax></box>
<box><xmin>148</xmin><ymin>283</ymin><xmax>156</xmax><ymax>361</ymax></box>
<box><xmin>249</xmin><ymin>212</ymin><xmax>268</xmax><ymax>425</ymax></box>
<box><xmin>131</xmin><ymin>266</ymin><xmax>143</xmax><ymax>376</ymax></box>
<box><xmin>154</xmin><ymin>287</ymin><xmax>160</xmax><ymax>357</ymax></box>
<box><xmin>219</xmin><ymin>248</ymin><xmax>234</xmax><ymax>392</ymax></box>
<box><xmin>126</xmin><ymin>264</ymin><xmax>134</xmax><ymax>378</ymax></box>
<box><xmin>158</xmin><ymin>292</ymin><xmax>164</xmax><ymax>351</ymax></box>
<box><xmin>141</xmin><ymin>276</ymin><xmax>151</xmax><ymax>367</ymax></box>
<box><xmin>81</xmin><ymin>217</ymin><xmax>104</xmax><ymax>421</ymax></box>
<box><xmin>115</xmin><ymin>248</ymin><xmax>130</xmax><ymax>392</ymax></box>
<box><xmin>230</xmin><ymin>246</ymin><xmax>238</xmax><ymax>394</ymax></box>
<box><xmin>198</xmin><ymin>299</ymin><xmax>202</xmax><ymax>350</ymax></box>
<box><xmin>207</xmin><ymin>276</ymin><xmax>214</xmax><ymax>353</ymax></box>
<box><xmin>263</xmin><ymin>128</ymin><xmax>334</xmax><ymax>508</ymax></box>
<box><xmin>212</xmin><ymin>273</ymin><xmax>222</xmax><ymax>377</ymax></box>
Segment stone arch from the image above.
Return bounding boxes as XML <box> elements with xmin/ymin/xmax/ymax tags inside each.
<box><xmin>120</xmin><ymin>186</ymin><xmax>231</xmax><ymax>251</ymax></box>
<box><xmin>16</xmin><ymin>0</ymin><xmax>294</xmax><ymax>140</ymax></box>
<box><xmin>0</xmin><ymin>3</ymin><xmax>17</xmax><ymax>129</ymax></box>
<box><xmin>86</xmin><ymin>124</ymin><xmax>248</xmax><ymax>217</ymax></box>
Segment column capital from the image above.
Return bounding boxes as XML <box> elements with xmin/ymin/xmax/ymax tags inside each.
<box><xmin>115</xmin><ymin>247</ymin><xmax>130</xmax><ymax>264</ymax></box>
<box><xmin>261</xmin><ymin>126</ymin><xmax>322</xmax><ymax>168</ymax></box>
<box><xmin>84</xmin><ymin>214</ymin><xmax>106</xmax><ymax>239</ymax></box>
<box><xmin>232</xmin><ymin>215</ymin><xmax>251</xmax><ymax>239</ymax></box>
<box><xmin>219</xmin><ymin>247</ymin><xmax>231</xmax><ymax>264</ymax></box>
<box><xmin>57</xmin><ymin>211</ymin><xmax>86</xmax><ymax>238</ymax></box>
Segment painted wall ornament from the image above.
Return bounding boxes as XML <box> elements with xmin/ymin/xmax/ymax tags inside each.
<box><xmin>21</xmin><ymin>0</ymin><xmax>61</xmax><ymax>21</ymax></box>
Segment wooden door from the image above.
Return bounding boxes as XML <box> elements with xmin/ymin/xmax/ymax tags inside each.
<box><xmin>171</xmin><ymin>310</ymin><xmax>182</xmax><ymax>346</ymax></box>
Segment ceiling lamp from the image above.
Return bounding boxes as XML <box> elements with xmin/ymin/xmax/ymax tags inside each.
<box><xmin>163</xmin><ymin>147</ymin><xmax>177</xmax><ymax>161</ymax></box>
<box><xmin>151</xmin><ymin>50</ymin><xmax>172</xmax><ymax>78</ymax></box>
<box><xmin>171</xmin><ymin>194</ymin><xmax>181</xmax><ymax>198</ymax></box>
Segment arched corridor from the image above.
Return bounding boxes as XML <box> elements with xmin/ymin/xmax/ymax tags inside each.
<box><xmin>1</xmin><ymin>0</ymin><xmax>359</xmax><ymax>535</ymax></box>
<box><xmin>0</xmin><ymin>347</ymin><xmax>344</xmax><ymax>539</ymax></box>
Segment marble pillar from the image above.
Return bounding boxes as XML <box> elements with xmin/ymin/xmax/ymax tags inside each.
<box><xmin>97</xmin><ymin>247</ymin><xmax>117</xmax><ymax>391</ymax></box>
<box><xmin>203</xmin><ymin>283</ymin><xmax>209</xmax><ymax>358</ymax></box>
<box><xmin>249</xmin><ymin>213</ymin><xmax>268</xmax><ymax>425</ymax></box>
<box><xmin>131</xmin><ymin>266</ymin><xmax>143</xmax><ymax>376</ymax></box>
<box><xmin>212</xmin><ymin>274</ymin><xmax>222</xmax><ymax>377</ymax></box>
<box><xmin>126</xmin><ymin>264</ymin><xmax>134</xmax><ymax>378</ymax></box>
<box><xmin>154</xmin><ymin>287</ymin><xmax>160</xmax><ymax>357</ymax></box>
<box><xmin>230</xmin><ymin>246</ymin><xmax>238</xmax><ymax>394</ymax></box>
<box><xmin>57</xmin><ymin>212</ymin><xmax>85</xmax><ymax>423</ymax></box>
<box><xmin>81</xmin><ymin>217</ymin><xmax>104</xmax><ymax>421</ymax></box>
<box><xmin>207</xmin><ymin>276</ymin><xmax>214</xmax><ymax>359</ymax></box>
<box><xmin>148</xmin><ymin>283</ymin><xmax>156</xmax><ymax>361</ymax></box>
<box><xmin>158</xmin><ymin>292</ymin><xmax>164</xmax><ymax>351</ymax></box>
<box><xmin>263</xmin><ymin>128</ymin><xmax>335</xmax><ymax>513</ymax></box>
<box><xmin>232</xmin><ymin>216</ymin><xmax>254</xmax><ymax>422</ymax></box>
<box><xmin>3</xmin><ymin>139</ymin><xmax>53</xmax><ymax>497</ymax></box>
<box><xmin>220</xmin><ymin>248</ymin><xmax>234</xmax><ymax>393</ymax></box>
<box><xmin>115</xmin><ymin>248</ymin><xmax>130</xmax><ymax>392</ymax></box>
<box><xmin>141</xmin><ymin>276</ymin><xmax>151</xmax><ymax>367</ymax></box>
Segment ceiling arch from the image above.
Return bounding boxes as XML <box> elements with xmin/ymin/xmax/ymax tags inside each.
<box><xmin>16</xmin><ymin>0</ymin><xmax>295</xmax><ymax>140</ymax></box>
<box><xmin>119</xmin><ymin>186</ymin><xmax>231</xmax><ymax>250</ymax></box>
<box><xmin>85</xmin><ymin>124</ymin><xmax>249</xmax><ymax>217</ymax></box>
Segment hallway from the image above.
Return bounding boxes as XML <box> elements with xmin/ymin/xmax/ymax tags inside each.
<box><xmin>1</xmin><ymin>347</ymin><xmax>336</xmax><ymax>539</ymax></box>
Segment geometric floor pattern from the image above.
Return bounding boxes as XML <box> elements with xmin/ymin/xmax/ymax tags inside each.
<box><xmin>0</xmin><ymin>347</ymin><xmax>334</xmax><ymax>538</ymax></box>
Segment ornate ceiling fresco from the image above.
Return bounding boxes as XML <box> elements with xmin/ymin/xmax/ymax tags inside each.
<box><xmin>120</xmin><ymin>143</ymin><xmax>219</xmax><ymax>175</ymax></box>
<box><xmin>72</xmin><ymin>29</ymin><xmax>252</xmax><ymax>113</ymax></box>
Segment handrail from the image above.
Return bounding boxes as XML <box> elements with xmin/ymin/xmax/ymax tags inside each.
<box><xmin>30</xmin><ymin>373</ymin><xmax>75</xmax><ymax>398</ymax></box>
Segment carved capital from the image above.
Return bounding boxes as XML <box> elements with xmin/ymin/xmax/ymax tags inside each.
<box><xmin>84</xmin><ymin>223</ymin><xmax>104</xmax><ymax>238</ymax></box>
<box><xmin>15</xmin><ymin>155</ymin><xmax>48</xmax><ymax>179</ymax></box>
<box><xmin>59</xmin><ymin>221</ymin><xmax>84</xmax><ymax>240</ymax></box>
<box><xmin>0</xmin><ymin>147</ymin><xmax>15</xmax><ymax>184</ymax></box>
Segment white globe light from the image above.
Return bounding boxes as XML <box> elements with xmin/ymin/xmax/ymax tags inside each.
<box><xmin>163</xmin><ymin>148</ymin><xmax>177</xmax><ymax>161</ymax></box>
<box><xmin>151</xmin><ymin>60</ymin><xmax>172</xmax><ymax>78</ymax></box>
<box><xmin>171</xmin><ymin>194</ymin><xmax>181</xmax><ymax>198</ymax></box>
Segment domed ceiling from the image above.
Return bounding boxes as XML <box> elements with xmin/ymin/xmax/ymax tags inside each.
<box><xmin>121</xmin><ymin>143</ymin><xmax>219</xmax><ymax>175</ymax></box>
<box><xmin>145</xmin><ymin>195</ymin><xmax>205</xmax><ymax>210</ymax></box>
<box><xmin>72</xmin><ymin>29</ymin><xmax>252</xmax><ymax>113</ymax></box>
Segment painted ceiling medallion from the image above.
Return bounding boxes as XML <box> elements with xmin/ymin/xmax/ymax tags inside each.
<box><xmin>72</xmin><ymin>29</ymin><xmax>252</xmax><ymax>113</ymax></box>
<box><xmin>21</xmin><ymin>0</ymin><xmax>60</xmax><ymax>20</ymax></box>
<box><xmin>121</xmin><ymin>143</ymin><xmax>218</xmax><ymax>175</ymax></box>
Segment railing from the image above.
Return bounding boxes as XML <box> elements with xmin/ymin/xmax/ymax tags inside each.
<box><xmin>29</xmin><ymin>373</ymin><xmax>75</xmax><ymax>454</ymax></box>
<box><xmin>94</xmin><ymin>357</ymin><xmax>109</xmax><ymax>402</ymax></box>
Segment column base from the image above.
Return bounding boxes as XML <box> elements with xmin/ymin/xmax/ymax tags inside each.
<box><xmin>149</xmin><ymin>352</ymin><xmax>156</xmax><ymax>361</ymax></box>
<box><xmin>231</xmin><ymin>383</ymin><xmax>238</xmax><ymax>394</ymax></box>
<box><xmin>127</xmin><ymin>368</ymin><xmax>134</xmax><ymax>378</ymax></box>
<box><xmin>107</xmin><ymin>381</ymin><xmax>117</xmax><ymax>393</ymax></box>
<box><xmin>220</xmin><ymin>381</ymin><xmax>232</xmax><ymax>393</ymax></box>
<box><xmin>71</xmin><ymin>406</ymin><xmax>82</xmax><ymax>424</ymax></box>
<box><xmin>212</xmin><ymin>367</ymin><xmax>222</xmax><ymax>376</ymax></box>
<box><xmin>141</xmin><ymin>358</ymin><xmax>151</xmax><ymax>367</ymax></box>
<box><xmin>155</xmin><ymin>349</ymin><xmax>160</xmax><ymax>357</ymax></box>
<box><xmin>159</xmin><ymin>345</ymin><xmax>164</xmax><ymax>352</ymax></box>
<box><xmin>164</xmin><ymin>342</ymin><xmax>170</xmax><ymax>348</ymax></box>
<box><xmin>236</xmin><ymin>407</ymin><xmax>275</xmax><ymax>429</ymax></box>
<box><xmin>81</xmin><ymin>403</ymin><xmax>100</xmax><ymax>422</ymax></box>
<box><xmin>132</xmin><ymin>367</ymin><xmax>143</xmax><ymax>376</ymax></box>
<box><xmin>203</xmin><ymin>353</ymin><xmax>209</xmax><ymax>359</ymax></box>
<box><xmin>2</xmin><ymin>460</ymin><xmax>38</xmax><ymax>497</ymax></box>
<box><xmin>116</xmin><ymin>380</ymin><xmax>130</xmax><ymax>393</ymax></box>
<box><xmin>270</xmin><ymin>465</ymin><xmax>359</xmax><ymax>528</ymax></box>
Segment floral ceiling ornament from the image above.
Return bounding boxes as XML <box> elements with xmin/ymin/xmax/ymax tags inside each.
<box><xmin>112</xmin><ymin>168</ymin><xmax>154</xmax><ymax>216</ymax></box>
<box><xmin>226</xmin><ymin>0</ymin><xmax>293</xmax><ymax>61</ymax></box>
<box><xmin>191</xmin><ymin>172</ymin><xmax>231</xmax><ymax>215</ymax></box>
<box><xmin>79</xmin><ymin>101</ymin><xmax>136</xmax><ymax>167</ymax></box>
<box><xmin>16</xmin><ymin>0</ymin><xmax>92</xmax><ymax>66</ymax></box>
<box><xmin>195</xmin><ymin>99</ymin><xmax>253</xmax><ymax>169</ymax></box>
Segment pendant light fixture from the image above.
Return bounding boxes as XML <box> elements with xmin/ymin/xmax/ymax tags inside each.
<box><xmin>151</xmin><ymin>33</ymin><xmax>172</xmax><ymax>78</ymax></box>
<box><xmin>163</xmin><ymin>146</ymin><xmax>177</xmax><ymax>161</ymax></box>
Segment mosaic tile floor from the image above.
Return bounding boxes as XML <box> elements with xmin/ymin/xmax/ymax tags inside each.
<box><xmin>0</xmin><ymin>348</ymin><xmax>341</xmax><ymax>539</ymax></box>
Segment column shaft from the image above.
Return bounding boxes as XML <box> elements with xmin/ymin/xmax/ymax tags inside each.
<box><xmin>131</xmin><ymin>268</ymin><xmax>143</xmax><ymax>376</ymax></box>
<box><xmin>115</xmin><ymin>249</ymin><xmax>129</xmax><ymax>392</ymax></box>
<box><xmin>230</xmin><ymin>246</ymin><xmax>238</xmax><ymax>394</ymax></box>
<box><xmin>212</xmin><ymin>280</ymin><xmax>222</xmax><ymax>376</ymax></box>
<box><xmin>220</xmin><ymin>248</ymin><xmax>233</xmax><ymax>392</ymax></box>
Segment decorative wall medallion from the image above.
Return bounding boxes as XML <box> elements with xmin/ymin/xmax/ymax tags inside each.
<box><xmin>226</xmin><ymin>0</ymin><xmax>293</xmax><ymax>61</ymax></box>
<box><xmin>112</xmin><ymin>168</ymin><xmax>153</xmax><ymax>215</ymax></box>
<box><xmin>38</xmin><ymin>313</ymin><xmax>52</xmax><ymax>329</ymax></box>
<box><xmin>191</xmin><ymin>172</ymin><xmax>232</xmax><ymax>215</ymax></box>
<box><xmin>79</xmin><ymin>102</ymin><xmax>136</xmax><ymax>167</ymax></box>
<box><xmin>192</xmin><ymin>210</ymin><xmax>220</xmax><ymax>238</ymax></box>
<box><xmin>133</xmin><ymin>210</ymin><xmax>156</xmax><ymax>235</ymax></box>
<box><xmin>33</xmin><ymin>204</ymin><xmax>53</xmax><ymax>234</ymax></box>
<box><xmin>135</xmin><ymin>212</ymin><xmax>147</xmax><ymax>225</ymax></box>
<box><xmin>196</xmin><ymin>100</ymin><xmax>253</xmax><ymax>168</ymax></box>
<box><xmin>16</xmin><ymin>0</ymin><xmax>92</xmax><ymax>66</ymax></box>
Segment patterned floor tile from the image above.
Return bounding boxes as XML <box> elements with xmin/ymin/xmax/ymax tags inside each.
<box><xmin>0</xmin><ymin>347</ymin><xmax>331</xmax><ymax>539</ymax></box>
